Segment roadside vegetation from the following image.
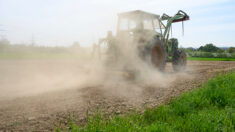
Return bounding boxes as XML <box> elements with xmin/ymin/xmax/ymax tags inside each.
<box><xmin>57</xmin><ymin>72</ymin><xmax>235</xmax><ymax>132</ymax></box>
<box><xmin>182</xmin><ymin>43</ymin><xmax>235</xmax><ymax>60</ymax></box>
<box><xmin>187</xmin><ymin>57</ymin><xmax>235</xmax><ymax>61</ymax></box>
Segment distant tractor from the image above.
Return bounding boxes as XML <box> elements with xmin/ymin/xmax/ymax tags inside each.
<box><xmin>98</xmin><ymin>10</ymin><xmax>189</xmax><ymax>72</ymax></box>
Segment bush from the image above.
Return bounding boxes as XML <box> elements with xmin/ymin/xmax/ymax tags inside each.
<box><xmin>201</xmin><ymin>52</ymin><xmax>214</xmax><ymax>58</ymax></box>
<box><xmin>187</xmin><ymin>52</ymin><xmax>193</xmax><ymax>57</ymax></box>
<box><xmin>216</xmin><ymin>53</ymin><xmax>228</xmax><ymax>58</ymax></box>
<box><xmin>228</xmin><ymin>47</ymin><xmax>235</xmax><ymax>53</ymax></box>
<box><xmin>216</xmin><ymin>48</ymin><xmax>224</xmax><ymax>53</ymax></box>
<box><xmin>188</xmin><ymin>52</ymin><xmax>215</xmax><ymax>58</ymax></box>
<box><xmin>186</xmin><ymin>51</ymin><xmax>235</xmax><ymax>59</ymax></box>
<box><xmin>231</xmin><ymin>53</ymin><xmax>235</xmax><ymax>58</ymax></box>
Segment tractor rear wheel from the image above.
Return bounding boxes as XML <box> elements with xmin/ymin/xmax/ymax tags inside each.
<box><xmin>150</xmin><ymin>38</ymin><xmax>167</xmax><ymax>71</ymax></box>
<box><xmin>172</xmin><ymin>50</ymin><xmax>187</xmax><ymax>71</ymax></box>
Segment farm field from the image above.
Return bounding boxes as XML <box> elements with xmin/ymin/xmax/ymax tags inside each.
<box><xmin>1</xmin><ymin>0</ymin><xmax>235</xmax><ymax>131</ymax></box>
<box><xmin>0</xmin><ymin>60</ymin><xmax>234</xmax><ymax>131</ymax></box>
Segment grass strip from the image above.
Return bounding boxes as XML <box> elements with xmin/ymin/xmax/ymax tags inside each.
<box><xmin>187</xmin><ymin>57</ymin><xmax>235</xmax><ymax>61</ymax></box>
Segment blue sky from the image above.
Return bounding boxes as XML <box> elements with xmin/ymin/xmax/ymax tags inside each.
<box><xmin>0</xmin><ymin>0</ymin><xmax>235</xmax><ymax>47</ymax></box>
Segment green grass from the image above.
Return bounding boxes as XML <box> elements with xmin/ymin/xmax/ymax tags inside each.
<box><xmin>188</xmin><ymin>57</ymin><xmax>235</xmax><ymax>61</ymax></box>
<box><xmin>56</xmin><ymin>72</ymin><xmax>235</xmax><ymax>132</ymax></box>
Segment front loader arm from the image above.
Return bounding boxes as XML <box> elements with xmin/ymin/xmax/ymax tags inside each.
<box><xmin>161</xmin><ymin>10</ymin><xmax>189</xmax><ymax>46</ymax></box>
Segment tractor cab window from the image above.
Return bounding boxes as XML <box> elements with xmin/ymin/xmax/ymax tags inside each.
<box><xmin>143</xmin><ymin>20</ymin><xmax>153</xmax><ymax>30</ymax></box>
<box><xmin>119</xmin><ymin>18</ymin><xmax>129</xmax><ymax>30</ymax></box>
<box><xmin>119</xmin><ymin>17</ymin><xmax>155</xmax><ymax>31</ymax></box>
<box><xmin>129</xmin><ymin>20</ymin><xmax>137</xmax><ymax>30</ymax></box>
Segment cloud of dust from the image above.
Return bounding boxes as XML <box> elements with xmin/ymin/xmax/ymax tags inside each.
<box><xmin>0</xmin><ymin>42</ymin><xmax>186</xmax><ymax>102</ymax></box>
<box><xmin>77</xmin><ymin>31</ymin><xmax>185</xmax><ymax>102</ymax></box>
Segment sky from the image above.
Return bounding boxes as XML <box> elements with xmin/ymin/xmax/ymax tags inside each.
<box><xmin>0</xmin><ymin>0</ymin><xmax>235</xmax><ymax>48</ymax></box>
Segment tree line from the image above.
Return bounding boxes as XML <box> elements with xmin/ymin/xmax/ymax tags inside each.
<box><xmin>184</xmin><ymin>43</ymin><xmax>235</xmax><ymax>53</ymax></box>
<box><xmin>182</xmin><ymin>43</ymin><xmax>235</xmax><ymax>58</ymax></box>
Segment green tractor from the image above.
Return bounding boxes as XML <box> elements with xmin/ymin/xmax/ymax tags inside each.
<box><xmin>98</xmin><ymin>10</ymin><xmax>189</xmax><ymax>73</ymax></box>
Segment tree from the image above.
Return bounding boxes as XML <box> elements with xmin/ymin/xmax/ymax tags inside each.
<box><xmin>185</xmin><ymin>47</ymin><xmax>195</xmax><ymax>52</ymax></box>
<box><xmin>216</xmin><ymin>48</ymin><xmax>224</xmax><ymax>53</ymax></box>
<box><xmin>198</xmin><ymin>43</ymin><xmax>219</xmax><ymax>52</ymax></box>
<box><xmin>227</xmin><ymin>47</ymin><xmax>235</xmax><ymax>53</ymax></box>
<box><xmin>198</xmin><ymin>46</ymin><xmax>203</xmax><ymax>51</ymax></box>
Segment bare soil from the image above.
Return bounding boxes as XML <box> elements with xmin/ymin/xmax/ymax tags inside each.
<box><xmin>0</xmin><ymin>60</ymin><xmax>234</xmax><ymax>131</ymax></box>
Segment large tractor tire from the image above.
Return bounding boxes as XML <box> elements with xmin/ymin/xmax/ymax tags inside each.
<box><xmin>149</xmin><ymin>37</ymin><xmax>167</xmax><ymax>71</ymax></box>
<box><xmin>172</xmin><ymin>50</ymin><xmax>187</xmax><ymax>71</ymax></box>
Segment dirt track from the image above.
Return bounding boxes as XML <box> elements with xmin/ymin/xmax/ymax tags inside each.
<box><xmin>0</xmin><ymin>60</ymin><xmax>234</xmax><ymax>131</ymax></box>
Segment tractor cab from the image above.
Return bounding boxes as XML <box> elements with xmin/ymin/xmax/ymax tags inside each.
<box><xmin>117</xmin><ymin>10</ymin><xmax>164</xmax><ymax>39</ymax></box>
<box><xmin>98</xmin><ymin>10</ymin><xmax>189</xmax><ymax>72</ymax></box>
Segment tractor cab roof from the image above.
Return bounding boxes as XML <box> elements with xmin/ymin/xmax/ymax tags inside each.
<box><xmin>118</xmin><ymin>10</ymin><xmax>160</xmax><ymax>20</ymax></box>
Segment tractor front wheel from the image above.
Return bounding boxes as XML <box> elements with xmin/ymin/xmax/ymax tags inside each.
<box><xmin>150</xmin><ymin>38</ymin><xmax>167</xmax><ymax>71</ymax></box>
<box><xmin>172</xmin><ymin>50</ymin><xmax>187</xmax><ymax>71</ymax></box>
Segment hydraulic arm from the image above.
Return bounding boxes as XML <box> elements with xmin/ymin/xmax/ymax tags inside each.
<box><xmin>161</xmin><ymin>10</ymin><xmax>189</xmax><ymax>46</ymax></box>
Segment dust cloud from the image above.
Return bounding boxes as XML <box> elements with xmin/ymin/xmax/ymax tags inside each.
<box><xmin>0</xmin><ymin>35</ymin><xmax>190</xmax><ymax>103</ymax></box>
<box><xmin>0</xmin><ymin>49</ymin><xmax>185</xmax><ymax>102</ymax></box>
<box><xmin>88</xmin><ymin>34</ymin><xmax>179</xmax><ymax>100</ymax></box>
